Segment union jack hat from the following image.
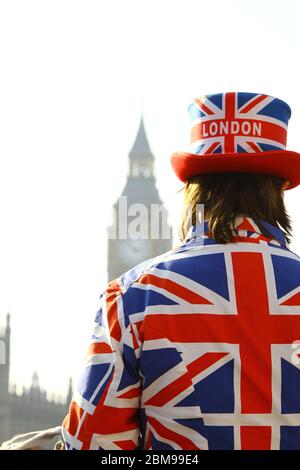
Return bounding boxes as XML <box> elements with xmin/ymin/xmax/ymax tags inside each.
<box><xmin>171</xmin><ymin>92</ymin><xmax>300</xmax><ymax>189</ymax></box>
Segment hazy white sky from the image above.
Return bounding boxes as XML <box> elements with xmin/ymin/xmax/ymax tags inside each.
<box><xmin>0</xmin><ymin>0</ymin><xmax>300</xmax><ymax>399</ymax></box>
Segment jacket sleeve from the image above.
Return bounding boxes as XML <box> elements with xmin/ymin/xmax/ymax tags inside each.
<box><xmin>62</xmin><ymin>279</ymin><xmax>142</xmax><ymax>450</ymax></box>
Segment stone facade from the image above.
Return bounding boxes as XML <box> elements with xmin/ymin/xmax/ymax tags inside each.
<box><xmin>0</xmin><ymin>314</ymin><xmax>72</xmax><ymax>444</ymax></box>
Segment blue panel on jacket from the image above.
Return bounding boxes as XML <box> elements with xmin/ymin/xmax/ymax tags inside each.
<box><xmin>281</xmin><ymin>358</ymin><xmax>300</xmax><ymax>413</ymax></box>
<box><xmin>140</xmin><ymin>347</ymin><xmax>182</xmax><ymax>389</ymax></box>
<box><xmin>156</xmin><ymin>253</ymin><xmax>229</xmax><ymax>300</ymax></box>
<box><xmin>195</xmin><ymin>360</ymin><xmax>235</xmax><ymax>412</ymax></box>
<box><xmin>272</xmin><ymin>255</ymin><xmax>300</xmax><ymax>299</ymax></box>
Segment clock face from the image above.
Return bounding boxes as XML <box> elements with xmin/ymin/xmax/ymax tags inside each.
<box><xmin>120</xmin><ymin>239</ymin><xmax>151</xmax><ymax>265</ymax></box>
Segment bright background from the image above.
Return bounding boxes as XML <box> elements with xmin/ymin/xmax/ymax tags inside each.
<box><xmin>0</xmin><ymin>0</ymin><xmax>300</xmax><ymax>399</ymax></box>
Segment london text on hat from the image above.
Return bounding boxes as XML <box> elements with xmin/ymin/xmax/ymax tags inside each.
<box><xmin>171</xmin><ymin>92</ymin><xmax>300</xmax><ymax>189</ymax></box>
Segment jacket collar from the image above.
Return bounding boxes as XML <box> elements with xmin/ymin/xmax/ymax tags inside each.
<box><xmin>184</xmin><ymin>215</ymin><xmax>287</xmax><ymax>247</ymax></box>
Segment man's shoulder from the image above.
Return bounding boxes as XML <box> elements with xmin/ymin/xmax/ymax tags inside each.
<box><xmin>111</xmin><ymin>240</ymin><xmax>222</xmax><ymax>294</ymax></box>
<box><xmin>116</xmin><ymin>246</ymin><xmax>183</xmax><ymax>293</ymax></box>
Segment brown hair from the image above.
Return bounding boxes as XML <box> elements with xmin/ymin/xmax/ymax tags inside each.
<box><xmin>179</xmin><ymin>172</ymin><xmax>292</xmax><ymax>244</ymax></box>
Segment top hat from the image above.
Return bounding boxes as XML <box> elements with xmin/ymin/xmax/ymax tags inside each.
<box><xmin>171</xmin><ymin>92</ymin><xmax>300</xmax><ymax>189</ymax></box>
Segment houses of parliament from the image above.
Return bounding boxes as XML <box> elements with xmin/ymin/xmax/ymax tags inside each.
<box><xmin>0</xmin><ymin>118</ymin><xmax>172</xmax><ymax>444</ymax></box>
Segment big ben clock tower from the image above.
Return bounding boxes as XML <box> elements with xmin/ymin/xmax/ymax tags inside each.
<box><xmin>107</xmin><ymin>117</ymin><xmax>172</xmax><ymax>281</ymax></box>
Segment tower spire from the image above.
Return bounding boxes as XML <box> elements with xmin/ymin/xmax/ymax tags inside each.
<box><xmin>67</xmin><ymin>377</ymin><xmax>73</xmax><ymax>405</ymax></box>
<box><xmin>128</xmin><ymin>117</ymin><xmax>154</xmax><ymax>177</ymax></box>
<box><xmin>129</xmin><ymin>116</ymin><xmax>154</xmax><ymax>160</ymax></box>
<box><xmin>0</xmin><ymin>314</ymin><xmax>11</xmax><ymax>395</ymax></box>
<box><xmin>5</xmin><ymin>313</ymin><xmax>10</xmax><ymax>366</ymax></box>
<box><xmin>5</xmin><ymin>313</ymin><xmax>10</xmax><ymax>336</ymax></box>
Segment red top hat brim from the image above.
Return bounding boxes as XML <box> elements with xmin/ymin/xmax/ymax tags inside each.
<box><xmin>171</xmin><ymin>149</ymin><xmax>300</xmax><ymax>190</ymax></box>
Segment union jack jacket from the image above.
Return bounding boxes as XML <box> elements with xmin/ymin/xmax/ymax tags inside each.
<box><xmin>62</xmin><ymin>216</ymin><xmax>300</xmax><ymax>450</ymax></box>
